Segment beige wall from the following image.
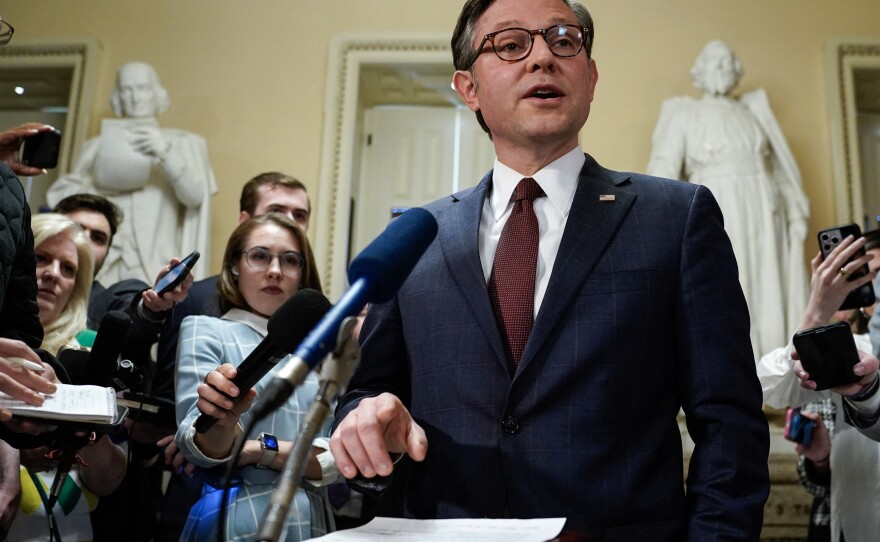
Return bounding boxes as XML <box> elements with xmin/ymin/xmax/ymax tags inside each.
<box><xmin>4</xmin><ymin>0</ymin><xmax>880</xmax><ymax>274</ymax></box>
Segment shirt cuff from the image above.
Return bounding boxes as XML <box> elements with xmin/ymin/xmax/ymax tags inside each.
<box><xmin>306</xmin><ymin>437</ymin><xmax>340</xmax><ymax>487</ymax></box>
<box><xmin>183</xmin><ymin>421</ymin><xmax>238</xmax><ymax>467</ymax></box>
<box><xmin>137</xmin><ymin>299</ymin><xmax>169</xmax><ymax>324</ymax></box>
<box><xmin>843</xmin><ymin>374</ymin><xmax>880</xmax><ymax>415</ymax></box>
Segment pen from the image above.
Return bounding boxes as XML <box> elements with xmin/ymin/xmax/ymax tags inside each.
<box><xmin>6</xmin><ymin>357</ymin><xmax>44</xmax><ymax>372</ymax></box>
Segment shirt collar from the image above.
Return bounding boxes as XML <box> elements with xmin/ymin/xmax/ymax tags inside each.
<box><xmin>221</xmin><ymin>308</ymin><xmax>268</xmax><ymax>337</ymax></box>
<box><xmin>489</xmin><ymin>145</ymin><xmax>585</xmax><ymax>222</ymax></box>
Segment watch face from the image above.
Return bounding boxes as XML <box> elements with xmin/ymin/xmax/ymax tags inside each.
<box><xmin>262</xmin><ymin>434</ymin><xmax>279</xmax><ymax>451</ymax></box>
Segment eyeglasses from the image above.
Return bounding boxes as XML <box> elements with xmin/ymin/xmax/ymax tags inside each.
<box><xmin>469</xmin><ymin>24</ymin><xmax>588</xmax><ymax>68</ymax></box>
<box><xmin>0</xmin><ymin>19</ymin><xmax>13</xmax><ymax>46</ymax></box>
<box><xmin>240</xmin><ymin>247</ymin><xmax>304</xmax><ymax>277</ymax></box>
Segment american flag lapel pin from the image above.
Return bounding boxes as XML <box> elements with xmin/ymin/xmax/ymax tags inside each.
<box><xmin>599</xmin><ymin>194</ymin><xmax>615</xmax><ymax>202</ymax></box>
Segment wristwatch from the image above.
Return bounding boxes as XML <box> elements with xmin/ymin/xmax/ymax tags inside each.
<box><xmin>255</xmin><ymin>432</ymin><xmax>279</xmax><ymax>469</ymax></box>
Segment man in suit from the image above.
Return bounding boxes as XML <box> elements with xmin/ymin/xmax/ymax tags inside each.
<box><xmin>330</xmin><ymin>0</ymin><xmax>770</xmax><ymax>539</ymax></box>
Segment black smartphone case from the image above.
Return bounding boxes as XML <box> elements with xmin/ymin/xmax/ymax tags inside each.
<box><xmin>792</xmin><ymin>321</ymin><xmax>861</xmax><ymax>391</ymax></box>
<box><xmin>818</xmin><ymin>224</ymin><xmax>876</xmax><ymax>310</ymax></box>
<box><xmin>21</xmin><ymin>129</ymin><xmax>62</xmax><ymax>169</ymax></box>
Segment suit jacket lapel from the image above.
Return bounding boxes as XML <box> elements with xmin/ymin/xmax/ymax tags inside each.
<box><xmin>437</xmin><ymin>171</ymin><xmax>509</xmax><ymax>369</ymax></box>
<box><xmin>517</xmin><ymin>155</ymin><xmax>636</xmax><ymax>375</ymax></box>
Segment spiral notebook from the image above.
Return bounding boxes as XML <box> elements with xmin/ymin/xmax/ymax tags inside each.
<box><xmin>0</xmin><ymin>383</ymin><xmax>117</xmax><ymax>424</ymax></box>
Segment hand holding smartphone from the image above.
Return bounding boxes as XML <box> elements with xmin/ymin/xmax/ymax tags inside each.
<box><xmin>792</xmin><ymin>321</ymin><xmax>862</xmax><ymax>391</ymax></box>
<box><xmin>818</xmin><ymin>224</ymin><xmax>876</xmax><ymax>310</ymax></box>
<box><xmin>153</xmin><ymin>251</ymin><xmax>199</xmax><ymax>297</ymax></box>
<box><xmin>20</xmin><ymin>128</ymin><xmax>62</xmax><ymax>169</ymax></box>
<box><xmin>784</xmin><ymin>407</ymin><xmax>814</xmax><ymax>446</ymax></box>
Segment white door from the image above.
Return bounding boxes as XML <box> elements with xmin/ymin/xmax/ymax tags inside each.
<box><xmin>351</xmin><ymin>105</ymin><xmax>494</xmax><ymax>258</ymax></box>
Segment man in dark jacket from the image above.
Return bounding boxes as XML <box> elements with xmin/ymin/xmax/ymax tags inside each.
<box><xmin>0</xmin><ymin>127</ymin><xmax>60</xmax><ymax>408</ymax></box>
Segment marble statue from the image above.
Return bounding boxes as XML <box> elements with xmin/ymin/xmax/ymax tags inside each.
<box><xmin>647</xmin><ymin>40</ymin><xmax>809</xmax><ymax>359</ymax></box>
<box><xmin>47</xmin><ymin>61</ymin><xmax>216</xmax><ymax>285</ymax></box>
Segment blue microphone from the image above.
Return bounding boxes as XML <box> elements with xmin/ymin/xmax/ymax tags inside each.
<box><xmin>250</xmin><ymin>207</ymin><xmax>438</xmax><ymax>420</ymax></box>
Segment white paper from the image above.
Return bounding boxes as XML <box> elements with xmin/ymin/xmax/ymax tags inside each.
<box><xmin>308</xmin><ymin>517</ymin><xmax>566</xmax><ymax>542</ymax></box>
<box><xmin>95</xmin><ymin>118</ymin><xmax>158</xmax><ymax>191</ymax></box>
<box><xmin>0</xmin><ymin>383</ymin><xmax>116</xmax><ymax>423</ymax></box>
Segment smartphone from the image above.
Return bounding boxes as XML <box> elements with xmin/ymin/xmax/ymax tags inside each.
<box><xmin>818</xmin><ymin>223</ymin><xmax>875</xmax><ymax>310</ymax></box>
<box><xmin>20</xmin><ymin>128</ymin><xmax>62</xmax><ymax>169</ymax></box>
<box><xmin>792</xmin><ymin>321</ymin><xmax>862</xmax><ymax>390</ymax></box>
<box><xmin>784</xmin><ymin>407</ymin><xmax>814</xmax><ymax>446</ymax></box>
<box><xmin>154</xmin><ymin>251</ymin><xmax>199</xmax><ymax>296</ymax></box>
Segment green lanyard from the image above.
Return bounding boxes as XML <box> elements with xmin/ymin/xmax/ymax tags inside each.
<box><xmin>28</xmin><ymin>468</ymin><xmax>63</xmax><ymax>542</ymax></box>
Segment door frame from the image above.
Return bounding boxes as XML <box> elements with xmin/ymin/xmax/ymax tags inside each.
<box><xmin>315</xmin><ymin>33</ymin><xmax>451</xmax><ymax>299</ymax></box>
<box><xmin>0</xmin><ymin>38</ymin><xmax>101</xmax><ymax>176</ymax></box>
<box><xmin>825</xmin><ymin>38</ymin><xmax>880</xmax><ymax>226</ymax></box>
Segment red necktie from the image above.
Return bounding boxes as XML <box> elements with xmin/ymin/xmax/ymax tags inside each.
<box><xmin>488</xmin><ymin>177</ymin><xmax>544</xmax><ymax>370</ymax></box>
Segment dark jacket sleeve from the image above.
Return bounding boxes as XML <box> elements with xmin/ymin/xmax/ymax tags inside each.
<box><xmin>0</xmin><ymin>162</ymin><xmax>42</xmax><ymax>349</ymax></box>
<box><xmin>677</xmin><ymin>185</ymin><xmax>770</xmax><ymax>539</ymax></box>
<box><xmin>154</xmin><ymin>276</ymin><xmax>220</xmax><ymax>401</ymax></box>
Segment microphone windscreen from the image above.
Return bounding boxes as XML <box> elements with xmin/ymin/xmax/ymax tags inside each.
<box><xmin>90</xmin><ymin>311</ymin><xmax>131</xmax><ymax>358</ymax></box>
<box><xmin>347</xmin><ymin>207</ymin><xmax>438</xmax><ymax>303</ymax></box>
<box><xmin>266</xmin><ymin>288</ymin><xmax>332</xmax><ymax>351</ymax></box>
<box><xmin>85</xmin><ymin>310</ymin><xmax>132</xmax><ymax>386</ymax></box>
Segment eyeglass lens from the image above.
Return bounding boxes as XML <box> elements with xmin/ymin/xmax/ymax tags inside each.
<box><xmin>244</xmin><ymin>247</ymin><xmax>303</xmax><ymax>276</ymax></box>
<box><xmin>492</xmin><ymin>24</ymin><xmax>584</xmax><ymax>61</ymax></box>
<box><xmin>0</xmin><ymin>20</ymin><xmax>13</xmax><ymax>45</ymax></box>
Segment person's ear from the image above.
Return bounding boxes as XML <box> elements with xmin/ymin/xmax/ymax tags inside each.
<box><xmin>586</xmin><ymin>58</ymin><xmax>599</xmax><ymax>104</ymax></box>
<box><xmin>238</xmin><ymin>211</ymin><xmax>251</xmax><ymax>224</ymax></box>
<box><xmin>453</xmin><ymin>70</ymin><xmax>480</xmax><ymax>113</ymax></box>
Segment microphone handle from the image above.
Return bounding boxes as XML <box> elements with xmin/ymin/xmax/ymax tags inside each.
<box><xmin>256</xmin><ymin>380</ymin><xmax>337</xmax><ymax>542</ymax></box>
<box><xmin>256</xmin><ymin>317</ymin><xmax>362</xmax><ymax>541</ymax></box>
<box><xmin>194</xmin><ymin>410</ymin><xmax>220</xmax><ymax>434</ymax></box>
<box><xmin>194</xmin><ymin>342</ymin><xmax>282</xmax><ymax>434</ymax></box>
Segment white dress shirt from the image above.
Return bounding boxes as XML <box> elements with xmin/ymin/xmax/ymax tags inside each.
<box><xmin>479</xmin><ymin>146</ymin><xmax>585</xmax><ymax>317</ymax></box>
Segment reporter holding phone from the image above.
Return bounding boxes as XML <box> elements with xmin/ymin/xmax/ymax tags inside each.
<box><xmin>0</xmin><ymin>213</ymin><xmax>127</xmax><ymax>542</ymax></box>
<box><xmin>757</xmin><ymin>231</ymin><xmax>880</xmax><ymax>542</ymax></box>
<box><xmin>173</xmin><ymin>213</ymin><xmax>335</xmax><ymax>542</ymax></box>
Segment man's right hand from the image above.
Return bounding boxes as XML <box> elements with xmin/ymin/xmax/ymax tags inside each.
<box><xmin>330</xmin><ymin>393</ymin><xmax>428</xmax><ymax>479</ymax></box>
<box><xmin>0</xmin><ymin>339</ymin><xmax>57</xmax><ymax>421</ymax></box>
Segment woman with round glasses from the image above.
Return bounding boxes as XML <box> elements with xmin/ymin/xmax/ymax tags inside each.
<box><xmin>173</xmin><ymin>213</ymin><xmax>333</xmax><ymax>541</ymax></box>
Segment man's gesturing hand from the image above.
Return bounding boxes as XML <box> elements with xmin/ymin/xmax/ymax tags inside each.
<box><xmin>330</xmin><ymin>393</ymin><xmax>427</xmax><ymax>479</ymax></box>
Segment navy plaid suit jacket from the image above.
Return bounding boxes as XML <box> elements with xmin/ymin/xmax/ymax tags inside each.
<box><xmin>336</xmin><ymin>154</ymin><xmax>769</xmax><ymax>541</ymax></box>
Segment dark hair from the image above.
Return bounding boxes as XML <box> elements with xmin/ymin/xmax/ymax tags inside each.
<box><xmin>53</xmin><ymin>193</ymin><xmax>123</xmax><ymax>239</ymax></box>
<box><xmin>217</xmin><ymin>213</ymin><xmax>322</xmax><ymax>314</ymax></box>
<box><xmin>239</xmin><ymin>172</ymin><xmax>309</xmax><ymax>214</ymax></box>
<box><xmin>451</xmin><ymin>0</ymin><xmax>595</xmax><ymax>136</ymax></box>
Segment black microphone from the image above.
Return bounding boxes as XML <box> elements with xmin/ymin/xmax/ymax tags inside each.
<box><xmin>250</xmin><ymin>207</ymin><xmax>438</xmax><ymax>421</ymax></box>
<box><xmin>193</xmin><ymin>288</ymin><xmax>332</xmax><ymax>433</ymax></box>
<box><xmin>83</xmin><ymin>311</ymin><xmax>133</xmax><ymax>389</ymax></box>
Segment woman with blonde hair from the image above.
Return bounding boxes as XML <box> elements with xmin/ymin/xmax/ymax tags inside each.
<box><xmin>31</xmin><ymin>213</ymin><xmax>93</xmax><ymax>355</ymax></box>
<box><xmin>3</xmin><ymin>212</ymin><xmax>126</xmax><ymax>542</ymax></box>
